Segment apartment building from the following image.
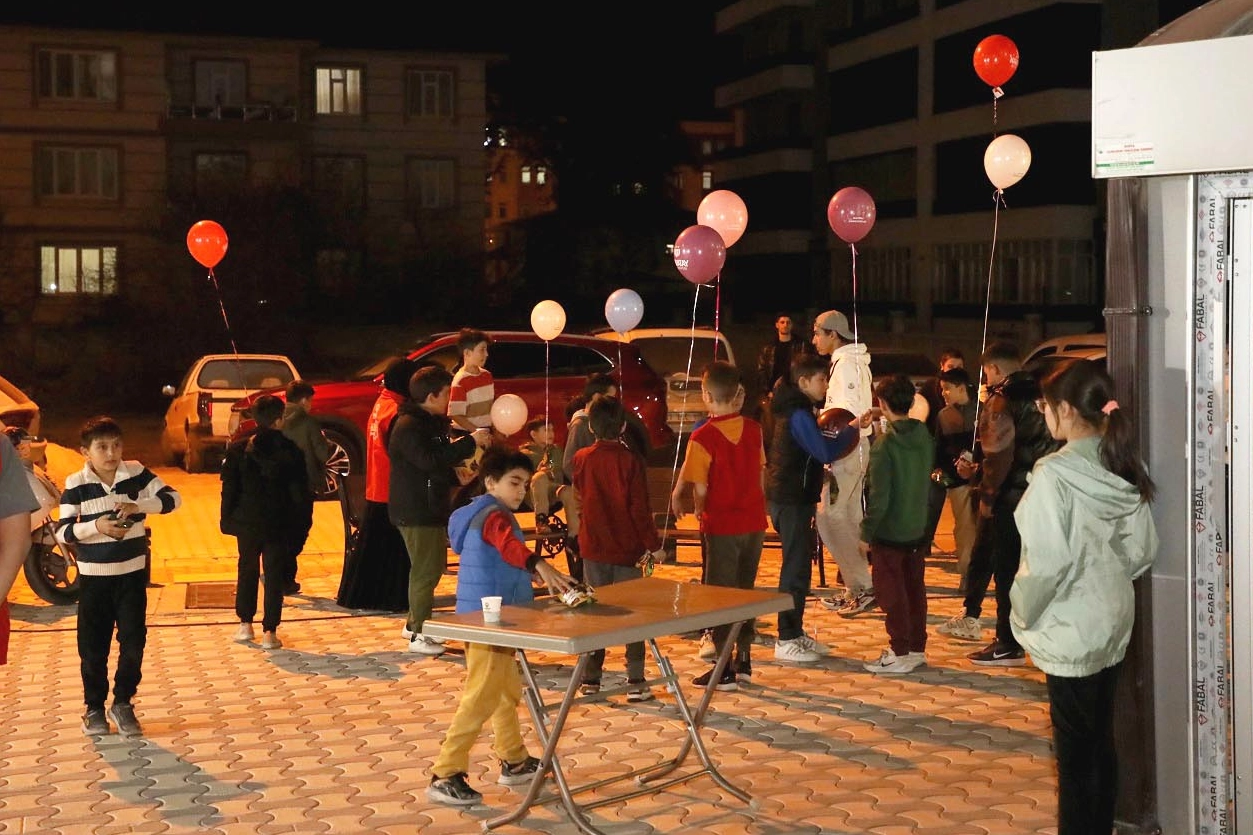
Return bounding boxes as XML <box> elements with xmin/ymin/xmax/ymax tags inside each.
<box><xmin>0</xmin><ymin>23</ymin><xmax>494</xmax><ymax>372</ymax></box>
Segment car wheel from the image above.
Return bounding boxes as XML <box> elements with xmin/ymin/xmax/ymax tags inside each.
<box><xmin>318</xmin><ymin>427</ymin><xmax>360</xmax><ymax>501</ymax></box>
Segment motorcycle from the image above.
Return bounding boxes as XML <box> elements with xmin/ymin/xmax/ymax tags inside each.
<box><xmin>22</xmin><ymin>463</ymin><xmax>80</xmax><ymax>605</ymax></box>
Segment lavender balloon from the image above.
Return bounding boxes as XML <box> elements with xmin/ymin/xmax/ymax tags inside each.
<box><xmin>605</xmin><ymin>288</ymin><xmax>644</xmax><ymax>334</ymax></box>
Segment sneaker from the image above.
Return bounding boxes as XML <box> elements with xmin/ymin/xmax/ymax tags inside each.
<box><xmin>427</xmin><ymin>772</ymin><xmax>482</xmax><ymax>806</ymax></box>
<box><xmin>938</xmin><ymin>614</ymin><xmax>983</xmax><ymax>642</ymax></box>
<box><xmin>692</xmin><ymin>665</ymin><xmax>737</xmax><ymax>692</ymax></box>
<box><xmin>402</xmin><ymin>625</ymin><xmax>415</xmax><ymax>640</ymax></box>
<box><xmin>697</xmin><ymin>631</ymin><xmax>717</xmax><ymax>661</ymax></box>
<box><xmin>579</xmin><ymin>680</ymin><xmax>601</xmax><ymax>696</ymax></box>
<box><xmin>968</xmin><ymin>642</ymin><xmax>1027</xmax><ymax>667</ymax></box>
<box><xmin>819</xmin><ymin>593</ymin><xmax>852</xmax><ymax>611</ymax></box>
<box><xmin>774</xmin><ymin>637</ymin><xmax>822</xmax><ymax>664</ymax></box>
<box><xmin>233</xmin><ymin>623</ymin><xmax>255</xmax><ymax>643</ymax></box>
<box><xmin>863</xmin><ymin>649</ymin><xmax>924</xmax><ymax>674</ymax></box>
<box><xmin>82</xmin><ymin>707</ymin><xmax>110</xmax><ymax>736</ymax></box>
<box><xmin>261</xmin><ymin>632</ymin><xmax>283</xmax><ymax>650</ymax></box>
<box><xmin>107</xmin><ymin>701</ymin><xmax>143</xmax><ymax>736</ymax></box>
<box><xmin>284</xmin><ymin>581</ymin><xmax>301</xmax><ymax>595</ymax></box>
<box><xmin>626</xmin><ymin>680</ymin><xmax>655</xmax><ymax>702</ymax></box>
<box><xmin>798</xmin><ymin>631</ymin><xmax>830</xmax><ymax>655</ymax></box>
<box><xmin>407</xmin><ymin>636</ymin><xmax>446</xmax><ymax>655</ymax></box>
<box><xmin>498</xmin><ymin>755</ymin><xmax>542</xmax><ymax>786</ymax></box>
<box><xmin>907</xmin><ymin>651</ymin><xmax>927</xmax><ymax>667</ymax></box>
<box><xmin>735</xmin><ymin>661</ymin><xmax>753</xmax><ymax>683</ymax></box>
<box><xmin>837</xmin><ymin>591</ymin><xmax>877</xmax><ymax>618</ymax></box>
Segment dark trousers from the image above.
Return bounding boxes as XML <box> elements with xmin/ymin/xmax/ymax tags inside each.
<box><xmin>287</xmin><ymin>500</ymin><xmax>314</xmax><ymax>585</ymax></box>
<box><xmin>78</xmin><ymin>571</ymin><xmax>148</xmax><ymax>709</ymax></box>
<box><xmin>1047</xmin><ymin>663</ymin><xmax>1122</xmax><ymax>835</ymax></box>
<box><xmin>963</xmin><ymin>516</ymin><xmax>995</xmax><ymax>618</ymax></box>
<box><xmin>581</xmin><ymin>561</ymin><xmax>647</xmax><ymax>682</ymax></box>
<box><xmin>235</xmin><ymin>530</ymin><xmax>290</xmax><ymax>633</ymax></box>
<box><xmin>769</xmin><ymin>502</ymin><xmax>815</xmax><ymax>641</ymax></box>
<box><xmin>922</xmin><ymin>479</ymin><xmax>946</xmax><ymax>550</ymax></box>
<box><xmin>704</xmin><ymin>531</ymin><xmax>765</xmax><ymax>662</ymax></box>
<box><xmin>990</xmin><ymin>492</ymin><xmax>1025</xmax><ymax>648</ymax></box>
<box><xmin>868</xmin><ymin>541</ymin><xmax>927</xmax><ymax>656</ymax></box>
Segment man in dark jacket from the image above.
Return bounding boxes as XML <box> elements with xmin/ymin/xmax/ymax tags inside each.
<box><xmin>389</xmin><ymin>366</ymin><xmax>490</xmax><ymax>654</ymax></box>
<box><xmin>280</xmin><ymin>380</ymin><xmax>329</xmax><ymax>594</ymax></box>
<box><xmin>221</xmin><ymin>395</ymin><xmax>308</xmax><ymax>651</ymax></box>
<box><xmin>756</xmin><ymin>312</ymin><xmax>814</xmax><ymax>447</ymax></box>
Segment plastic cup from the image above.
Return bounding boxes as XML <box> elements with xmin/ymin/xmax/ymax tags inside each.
<box><xmin>481</xmin><ymin>596</ymin><xmax>503</xmax><ymax>622</ymax></box>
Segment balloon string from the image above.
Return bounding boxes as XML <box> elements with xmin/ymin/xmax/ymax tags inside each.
<box><xmin>662</xmin><ymin>283</ymin><xmax>705</xmax><ymax>554</ymax></box>
<box><xmin>970</xmin><ymin>189</ymin><xmax>1006</xmax><ymax>447</ymax></box>
<box><xmin>713</xmin><ymin>272</ymin><xmax>722</xmax><ymax>360</ymax></box>
<box><xmin>206</xmin><ymin>268</ymin><xmax>240</xmax><ymax>357</ymax></box>
<box><xmin>544</xmin><ymin>340</ymin><xmax>550</xmax><ymax>435</ymax></box>
<box><xmin>849</xmin><ymin>243</ymin><xmax>860</xmax><ymax>344</ymax></box>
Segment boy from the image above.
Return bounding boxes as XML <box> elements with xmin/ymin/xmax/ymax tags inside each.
<box><xmin>448</xmin><ymin>328</ymin><xmax>494</xmax><ymax>433</ymax></box>
<box><xmin>56</xmin><ymin>416</ymin><xmax>181</xmax><ymax>736</ymax></box>
<box><xmin>221</xmin><ymin>394</ymin><xmax>308</xmax><ymax>651</ymax></box>
<box><xmin>767</xmin><ymin>354</ymin><xmax>862</xmax><ymax>664</ymax></box>
<box><xmin>570</xmin><ymin>397</ymin><xmax>665</xmax><ymax>701</ymax></box>
<box><xmin>428</xmin><ymin>447</ymin><xmax>576</xmax><ymax>806</ymax></box>
<box><xmin>860</xmin><ymin>375</ymin><xmax>935</xmax><ymax>674</ymax></box>
<box><xmin>671</xmin><ymin>361</ymin><xmax>767</xmax><ymax>690</ymax></box>
<box><xmin>281</xmin><ymin>379</ymin><xmax>328</xmax><ymax>594</ymax></box>
<box><xmin>391</xmin><ymin>365</ymin><xmax>491</xmax><ymax>654</ymax></box>
<box><xmin>519</xmin><ymin>416</ymin><xmax>578</xmax><ymax>536</ymax></box>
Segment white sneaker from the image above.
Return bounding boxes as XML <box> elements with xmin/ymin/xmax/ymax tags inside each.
<box><xmin>408</xmin><ymin>635</ymin><xmax>446</xmax><ymax>656</ymax></box>
<box><xmin>937</xmin><ymin>615</ymin><xmax>983</xmax><ymax>642</ymax></box>
<box><xmin>863</xmin><ymin>649</ymin><xmax>923</xmax><ymax>674</ymax></box>
<box><xmin>819</xmin><ymin>593</ymin><xmax>852</xmax><ymax>611</ymax></box>
<box><xmin>233</xmin><ymin>623</ymin><xmax>255</xmax><ymax>643</ymax></box>
<box><xmin>261</xmin><ymin>632</ymin><xmax>283</xmax><ymax>650</ymax></box>
<box><xmin>697</xmin><ymin>632</ymin><xmax>717</xmax><ymax>661</ymax></box>
<box><xmin>774</xmin><ymin>637</ymin><xmax>822</xmax><ymax>664</ymax></box>
<box><xmin>907</xmin><ymin>651</ymin><xmax>927</xmax><ymax>667</ymax></box>
<box><xmin>402</xmin><ymin>626</ymin><xmax>415</xmax><ymax>640</ymax></box>
<box><xmin>837</xmin><ymin>591</ymin><xmax>877</xmax><ymax>618</ymax></box>
<box><xmin>798</xmin><ymin>631</ymin><xmax>829</xmax><ymax>655</ymax></box>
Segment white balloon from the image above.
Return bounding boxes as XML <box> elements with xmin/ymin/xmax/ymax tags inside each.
<box><xmin>983</xmin><ymin>133</ymin><xmax>1032</xmax><ymax>190</ymax></box>
<box><xmin>530</xmin><ymin>299</ymin><xmax>566</xmax><ymax>342</ymax></box>
<box><xmin>490</xmin><ymin>394</ymin><xmax>528</xmax><ymax>437</ymax></box>
<box><xmin>604</xmin><ymin>288</ymin><xmax>644</xmax><ymax>334</ymax></box>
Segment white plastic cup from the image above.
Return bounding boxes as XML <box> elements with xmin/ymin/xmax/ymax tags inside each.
<box><xmin>482</xmin><ymin>596</ymin><xmax>503</xmax><ymax>622</ymax></box>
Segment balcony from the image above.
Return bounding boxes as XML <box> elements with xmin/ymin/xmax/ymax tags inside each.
<box><xmin>163</xmin><ymin>101</ymin><xmax>304</xmax><ymax>140</ymax></box>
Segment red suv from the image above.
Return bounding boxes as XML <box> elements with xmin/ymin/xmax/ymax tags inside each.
<box><xmin>229</xmin><ymin>330</ymin><xmax>674</xmax><ymax>497</ymax></box>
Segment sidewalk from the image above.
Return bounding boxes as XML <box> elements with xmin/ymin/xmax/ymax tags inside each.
<box><xmin>3</xmin><ymin>464</ymin><xmax>1059</xmax><ymax>834</ymax></box>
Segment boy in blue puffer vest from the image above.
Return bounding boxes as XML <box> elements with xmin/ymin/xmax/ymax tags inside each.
<box><xmin>427</xmin><ymin>447</ymin><xmax>576</xmax><ymax>807</ymax></box>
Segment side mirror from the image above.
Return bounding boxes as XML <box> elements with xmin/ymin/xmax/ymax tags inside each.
<box><xmin>161</xmin><ymin>385</ymin><xmax>176</xmax><ymax>397</ymax></box>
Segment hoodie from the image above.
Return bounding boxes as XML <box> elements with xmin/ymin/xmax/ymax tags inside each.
<box><xmin>219</xmin><ymin>428</ymin><xmax>307</xmax><ymax>538</ymax></box>
<box><xmin>859</xmin><ymin>418</ymin><xmax>934</xmax><ymax>546</ymax></box>
<box><xmin>1011</xmin><ymin>436</ymin><xmax>1158</xmax><ymax>677</ymax></box>
<box><xmin>824</xmin><ymin>342</ymin><xmax>873</xmax><ymax>437</ymax></box>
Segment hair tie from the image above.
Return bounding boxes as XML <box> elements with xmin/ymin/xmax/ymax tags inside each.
<box><xmin>1101</xmin><ymin>400</ymin><xmax>1119</xmax><ymax>415</ymax></box>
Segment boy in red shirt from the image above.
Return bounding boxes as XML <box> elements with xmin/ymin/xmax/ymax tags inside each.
<box><xmin>671</xmin><ymin>361</ymin><xmax>768</xmax><ymax>691</ymax></box>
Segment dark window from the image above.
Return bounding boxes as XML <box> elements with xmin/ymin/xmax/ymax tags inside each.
<box><xmin>487</xmin><ymin>342</ymin><xmax>612</xmax><ymax>379</ymax></box>
<box><xmin>831</xmin><ymin>148</ymin><xmax>917</xmax><ymax>218</ymax></box>
<box><xmin>197</xmin><ymin>360</ymin><xmax>294</xmax><ymax>390</ymax></box>
<box><xmin>407</xmin><ymin>345</ymin><xmax>460</xmax><ymax>375</ymax></box>
<box><xmin>829</xmin><ymin>49</ymin><xmax>918</xmax><ymax>133</ymax></box>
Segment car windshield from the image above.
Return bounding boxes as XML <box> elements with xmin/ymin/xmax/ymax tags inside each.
<box><xmin>631</xmin><ymin>336</ymin><xmax>727</xmax><ymax>377</ymax></box>
<box><xmin>196</xmin><ymin>360</ymin><xmax>294</xmax><ymax>390</ymax></box>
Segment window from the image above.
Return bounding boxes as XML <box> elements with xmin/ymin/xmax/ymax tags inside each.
<box><xmin>315</xmin><ymin>66</ymin><xmax>362</xmax><ymax>115</ymax></box>
<box><xmin>40</xmin><ymin>244</ymin><xmax>118</xmax><ymax>295</ymax></box>
<box><xmin>536</xmin><ymin>167</ymin><xmax>547</xmax><ymax>185</ymax></box>
<box><xmin>194</xmin><ymin>60</ymin><xmax>246</xmax><ymax>109</ymax></box>
<box><xmin>487</xmin><ymin>342</ymin><xmax>612</xmax><ymax>379</ymax></box>
<box><xmin>314</xmin><ymin>249</ymin><xmax>363</xmax><ymax>297</ymax></box>
<box><xmin>195</xmin><ymin>153</ymin><xmax>247</xmax><ymax>195</ymax></box>
<box><xmin>312</xmin><ymin>156</ymin><xmax>365</xmax><ymax>211</ymax></box>
<box><xmin>521</xmin><ymin>166</ymin><xmax>532</xmax><ymax>184</ymax></box>
<box><xmin>37</xmin><ymin>49</ymin><xmax>116</xmax><ymax>101</ymax></box>
<box><xmin>36</xmin><ymin>146</ymin><xmax>118</xmax><ymax>199</ymax></box>
<box><xmin>406</xmin><ymin>68</ymin><xmax>454</xmax><ymax>118</ymax></box>
<box><xmin>931</xmin><ymin>239</ymin><xmax>1095</xmax><ymax>305</ymax></box>
<box><xmin>498</xmin><ymin>205</ymin><xmax>507</xmax><ymax>219</ymax></box>
<box><xmin>702</xmin><ymin>170</ymin><xmax>713</xmax><ymax>190</ymax></box>
<box><xmin>406</xmin><ymin>158</ymin><xmax>455</xmax><ymax>210</ymax></box>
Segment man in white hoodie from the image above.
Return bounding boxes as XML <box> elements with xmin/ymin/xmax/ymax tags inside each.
<box><xmin>811</xmin><ymin>310</ymin><xmax>877</xmax><ymax>617</ymax></box>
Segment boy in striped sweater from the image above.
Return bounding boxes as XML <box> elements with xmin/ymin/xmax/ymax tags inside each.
<box><xmin>56</xmin><ymin>416</ymin><xmax>181</xmax><ymax>737</ymax></box>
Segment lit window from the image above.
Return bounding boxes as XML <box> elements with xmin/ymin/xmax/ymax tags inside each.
<box><xmin>701</xmin><ymin>139</ymin><xmax>713</xmax><ymax>155</ymax></box>
<box><xmin>315</xmin><ymin>66</ymin><xmax>362</xmax><ymax>115</ymax></box>
<box><xmin>36</xmin><ymin>146</ymin><xmax>118</xmax><ymax>199</ymax></box>
<box><xmin>521</xmin><ymin>166</ymin><xmax>532</xmax><ymax>184</ymax></box>
<box><xmin>702</xmin><ymin>170</ymin><xmax>713</xmax><ymax>190</ymax></box>
<box><xmin>40</xmin><ymin>244</ymin><xmax>118</xmax><ymax>295</ymax></box>
<box><xmin>407</xmin><ymin>158</ymin><xmax>455</xmax><ymax>209</ymax></box>
<box><xmin>37</xmin><ymin>49</ymin><xmax>117</xmax><ymax>101</ymax></box>
<box><xmin>406</xmin><ymin>68</ymin><xmax>454</xmax><ymax>117</ymax></box>
<box><xmin>536</xmin><ymin>166</ymin><xmax>547</xmax><ymax>185</ymax></box>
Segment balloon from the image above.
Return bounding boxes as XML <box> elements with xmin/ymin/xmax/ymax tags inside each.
<box><xmin>973</xmin><ymin>34</ymin><xmax>1019</xmax><ymax>88</ymax></box>
<box><xmin>186</xmin><ymin>220</ymin><xmax>228</xmax><ymax>269</ymax></box>
<box><xmin>983</xmin><ymin>134</ymin><xmax>1032</xmax><ymax>190</ymax></box>
<box><xmin>697</xmin><ymin>189</ymin><xmax>748</xmax><ymax>248</ymax></box>
<box><xmin>605</xmin><ymin>288</ymin><xmax>644</xmax><ymax>334</ymax></box>
<box><xmin>817</xmin><ymin>408</ymin><xmax>860</xmax><ymax>459</ymax></box>
<box><xmin>530</xmin><ymin>299</ymin><xmax>566</xmax><ymax>342</ymax></box>
<box><xmin>672</xmin><ymin>225</ymin><xmax>726</xmax><ymax>285</ymax></box>
<box><xmin>490</xmin><ymin>394</ymin><xmax>528</xmax><ymax>437</ymax></box>
<box><xmin>827</xmin><ymin>187</ymin><xmax>877</xmax><ymax>244</ymax></box>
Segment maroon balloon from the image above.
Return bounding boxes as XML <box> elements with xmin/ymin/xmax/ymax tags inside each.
<box><xmin>827</xmin><ymin>187</ymin><xmax>877</xmax><ymax>244</ymax></box>
<box><xmin>672</xmin><ymin>224</ymin><xmax>726</xmax><ymax>285</ymax></box>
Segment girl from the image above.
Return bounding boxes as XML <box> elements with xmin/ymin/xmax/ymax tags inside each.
<box><xmin>1011</xmin><ymin>360</ymin><xmax>1158</xmax><ymax>835</ymax></box>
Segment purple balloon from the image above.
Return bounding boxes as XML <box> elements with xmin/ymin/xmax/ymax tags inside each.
<box><xmin>827</xmin><ymin>187</ymin><xmax>877</xmax><ymax>244</ymax></box>
<box><xmin>672</xmin><ymin>225</ymin><xmax>726</xmax><ymax>285</ymax></box>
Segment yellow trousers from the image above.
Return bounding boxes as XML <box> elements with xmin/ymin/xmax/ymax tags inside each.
<box><xmin>432</xmin><ymin>643</ymin><xmax>530</xmax><ymax>778</ymax></box>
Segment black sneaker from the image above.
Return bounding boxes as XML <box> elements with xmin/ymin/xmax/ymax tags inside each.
<box><xmin>498</xmin><ymin>755</ymin><xmax>543</xmax><ymax>786</ymax></box>
<box><xmin>967</xmin><ymin>642</ymin><xmax>1027</xmax><ymax>667</ymax></box>
<box><xmin>82</xmin><ymin>707</ymin><xmax>110</xmax><ymax>736</ymax></box>
<box><xmin>692</xmin><ymin>664</ymin><xmax>738</xmax><ymax>692</ymax></box>
<box><xmin>427</xmin><ymin>772</ymin><xmax>482</xmax><ymax>806</ymax></box>
<box><xmin>625</xmin><ymin>679</ymin><xmax>655</xmax><ymax>702</ymax></box>
<box><xmin>107</xmin><ymin>701</ymin><xmax>143</xmax><ymax>736</ymax></box>
<box><xmin>284</xmin><ymin>581</ymin><xmax>301</xmax><ymax>595</ymax></box>
<box><xmin>735</xmin><ymin>660</ymin><xmax>753</xmax><ymax>683</ymax></box>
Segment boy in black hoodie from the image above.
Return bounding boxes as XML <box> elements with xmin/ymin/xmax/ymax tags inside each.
<box><xmin>221</xmin><ymin>395</ymin><xmax>308</xmax><ymax>651</ymax></box>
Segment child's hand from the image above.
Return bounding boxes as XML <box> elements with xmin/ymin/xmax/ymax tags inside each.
<box><xmin>535</xmin><ymin>560</ymin><xmax>574</xmax><ymax>595</ymax></box>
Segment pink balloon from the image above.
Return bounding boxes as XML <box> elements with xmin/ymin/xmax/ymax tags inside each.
<box><xmin>827</xmin><ymin>187</ymin><xmax>877</xmax><ymax>244</ymax></box>
<box><xmin>697</xmin><ymin>189</ymin><xmax>748</xmax><ymax>248</ymax></box>
<box><xmin>672</xmin><ymin>225</ymin><xmax>726</xmax><ymax>285</ymax></box>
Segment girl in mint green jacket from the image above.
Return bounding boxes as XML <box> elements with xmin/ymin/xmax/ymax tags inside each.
<box><xmin>1012</xmin><ymin>360</ymin><xmax>1157</xmax><ymax>835</ymax></box>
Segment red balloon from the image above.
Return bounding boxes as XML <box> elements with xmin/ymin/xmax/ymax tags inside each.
<box><xmin>973</xmin><ymin>34</ymin><xmax>1019</xmax><ymax>88</ymax></box>
<box><xmin>672</xmin><ymin>224</ymin><xmax>726</xmax><ymax>285</ymax></box>
<box><xmin>827</xmin><ymin>187</ymin><xmax>877</xmax><ymax>244</ymax></box>
<box><xmin>187</xmin><ymin>220</ymin><xmax>229</xmax><ymax>269</ymax></box>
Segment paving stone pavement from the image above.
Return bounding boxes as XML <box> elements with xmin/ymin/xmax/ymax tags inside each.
<box><xmin>4</xmin><ymin>465</ymin><xmax>1059</xmax><ymax>835</ymax></box>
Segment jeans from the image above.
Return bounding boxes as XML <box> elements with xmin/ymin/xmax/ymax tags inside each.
<box><xmin>769</xmin><ymin>502</ymin><xmax>815</xmax><ymax>641</ymax></box>
<box><xmin>1047</xmin><ymin>663</ymin><xmax>1122</xmax><ymax>835</ymax></box>
<box><xmin>78</xmin><ymin>572</ymin><xmax>148</xmax><ymax>708</ymax></box>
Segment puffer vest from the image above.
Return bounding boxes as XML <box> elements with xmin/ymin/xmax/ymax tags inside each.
<box><xmin>449</xmin><ymin>494</ymin><xmax>535</xmax><ymax>614</ymax></box>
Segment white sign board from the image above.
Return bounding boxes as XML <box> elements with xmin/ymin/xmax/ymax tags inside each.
<box><xmin>1092</xmin><ymin>34</ymin><xmax>1253</xmax><ymax>178</ymax></box>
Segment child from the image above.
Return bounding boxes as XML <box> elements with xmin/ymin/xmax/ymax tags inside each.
<box><xmin>570</xmin><ymin>397</ymin><xmax>665</xmax><ymax>701</ymax></box>
<box><xmin>1011</xmin><ymin>360</ymin><xmax>1156</xmax><ymax>835</ymax></box>
<box><xmin>448</xmin><ymin>328</ymin><xmax>494</xmax><ymax>433</ymax></box>
<box><xmin>56</xmin><ymin>416</ymin><xmax>182</xmax><ymax>736</ymax></box>
<box><xmin>767</xmin><ymin>354</ymin><xmax>862</xmax><ymax>664</ymax></box>
<box><xmin>519</xmin><ymin>416</ymin><xmax>578</xmax><ymax>537</ymax></box>
<box><xmin>280</xmin><ymin>379</ymin><xmax>328</xmax><ymax>594</ymax></box>
<box><xmin>671</xmin><ymin>360</ymin><xmax>767</xmax><ymax>690</ymax></box>
<box><xmin>860</xmin><ymin>375</ymin><xmax>935</xmax><ymax>674</ymax></box>
<box><xmin>221</xmin><ymin>394</ymin><xmax>308</xmax><ymax>651</ymax></box>
<box><xmin>427</xmin><ymin>447</ymin><xmax>576</xmax><ymax>806</ymax></box>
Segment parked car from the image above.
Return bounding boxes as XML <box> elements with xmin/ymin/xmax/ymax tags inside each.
<box><xmin>227</xmin><ymin>331</ymin><xmax>675</xmax><ymax>496</ymax></box>
<box><xmin>1024</xmin><ymin>333</ymin><xmax>1107</xmax><ymax>377</ymax></box>
<box><xmin>593</xmin><ymin>327</ymin><xmax>735</xmax><ymax>436</ymax></box>
<box><xmin>161</xmin><ymin>353</ymin><xmax>300</xmax><ymax>473</ymax></box>
<box><xmin>0</xmin><ymin>372</ymin><xmax>47</xmax><ymax>467</ymax></box>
